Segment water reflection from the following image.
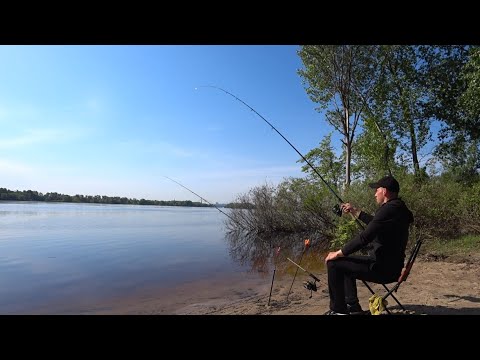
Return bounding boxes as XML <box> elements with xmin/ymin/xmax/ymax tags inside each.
<box><xmin>225</xmin><ymin>231</ymin><xmax>329</xmax><ymax>279</ymax></box>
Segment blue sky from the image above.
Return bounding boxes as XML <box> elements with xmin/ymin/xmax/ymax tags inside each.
<box><xmin>0</xmin><ymin>45</ymin><xmax>336</xmax><ymax>203</ymax></box>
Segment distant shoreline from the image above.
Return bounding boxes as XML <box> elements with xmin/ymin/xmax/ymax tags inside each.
<box><xmin>0</xmin><ymin>187</ymin><xmax>223</xmax><ymax>207</ymax></box>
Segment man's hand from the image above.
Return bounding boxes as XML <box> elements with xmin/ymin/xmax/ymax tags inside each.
<box><xmin>341</xmin><ymin>203</ymin><xmax>360</xmax><ymax>218</ymax></box>
<box><xmin>325</xmin><ymin>249</ymin><xmax>344</xmax><ymax>263</ymax></box>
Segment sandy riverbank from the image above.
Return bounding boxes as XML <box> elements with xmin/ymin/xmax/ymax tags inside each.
<box><xmin>72</xmin><ymin>256</ymin><xmax>480</xmax><ymax>315</ymax></box>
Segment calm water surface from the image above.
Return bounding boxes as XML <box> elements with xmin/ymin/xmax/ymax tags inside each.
<box><xmin>0</xmin><ymin>202</ymin><xmax>249</xmax><ymax>314</ymax></box>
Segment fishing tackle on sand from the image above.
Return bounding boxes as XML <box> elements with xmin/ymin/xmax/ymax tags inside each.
<box><xmin>286</xmin><ymin>239</ymin><xmax>310</xmax><ymax>301</ymax></box>
<box><xmin>286</xmin><ymin>257</ymin><xmax>321</xmax><ymax>299</ymax></box>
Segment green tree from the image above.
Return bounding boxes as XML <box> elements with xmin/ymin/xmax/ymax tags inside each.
<box><xmin>419</xmin><ymin>45</ymin><xmax>474</xmax><ymax>178</ymax></box>
<box><xmin>436</xmin><ymin>137</ymin><xmax>480</xmax><ymax>185</ymax></box>
<box><xmin>458</xmin><ymin>47</ymin><xmax>480</xmax><ymax>140</ymax></box>
<box><xmin>298</xmin><ymin>45</ymin><xmax>378</xmax><ymax>187</ymax></box>
<box><xmin>297</xmin><ymin>133</ymin><xmax>344</xmax><ymax>189</ymax></box>
<box><xmin>367</xmin><ymin>45</ymin><xmax>432</xmax><ymax>179</ymax></box>
<box><xmin>420</xmin><ymin>45</ymin><xmax>473</xmax><ymax>139</ymax></box>
<box><xmin>352</xmin><ymin>116</ymin><xmax>399</xmax><ymax>181</ymax></box>
<box><xmin>438</xmin><ymin>47</ymin><xmax>480</xmax><ymax>183</ymax></box>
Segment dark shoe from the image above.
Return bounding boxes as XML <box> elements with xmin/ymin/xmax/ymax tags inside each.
<box><xmin>323</xmin><ymin>310</ymin><xmax>348</xmax><ymax>315</ymax></box>
<box><xmin>347</xmin><ymin>303</ymin><xmax>365</xmax><ymax>315</ymax></box>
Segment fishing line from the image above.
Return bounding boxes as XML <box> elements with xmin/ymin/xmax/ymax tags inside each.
<box><xmin>164</xmin><ymin>176</ymin><xmax>234</xmax><ymax>222</ymax></box>
<box><xmin>196</xmin><ymin>85</ymin><xmax>342</xmax><ymax>203</ymax></box>
<box><xmin>197</xmin><ymin>86</ymin><xmax>404</xmax><ymax>307</ymax></box>
<box><xmin>164</xmin><ymin>175</ymin><xmax>286</xmax><ymax>305</ymax></box>
<box><xmin>196</xmin><ymin>85</ymin><xmax>365</xmax><ymax>230</ymax></box>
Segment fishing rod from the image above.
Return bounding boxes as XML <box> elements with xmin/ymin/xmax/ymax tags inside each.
<box><xmin>201</xmin><ymin>86</ymin><xmax>405</xmax><ymax>305</ymax></box>
<box><xmin>166</xmin><ymin>176</ymin><xmax>323</xmax><ymax>302</ymax></box>
<box><xmin>268</xmin><ymin>246</ymin><xmax>281</xmax><ymax>307</ymax></box>
<box><xmin>286</xmin><ymin>258</ymin><xmax>321</xmax><ymax>283</ymax></box>
<box><xmin>286</xmin><ymin>239</ymin><xmax>310</xmax><ymax>301</ymax></box>
<box><xmin>164</xmin><ymin>176</ymin><xmax>235</xmax><ymax>222</ymax></box>
<box><xmin>164</xmin><ymin>175</ymin><xmax>287</xmax><ymax>305</ymax></box>
<box><xmin>286</xmin><ymin>257</ymin><xmax>321</xmax><ymax>299</ymax></box>
<box><xmin>197</xmin><ymin>85</ymin><xmax>365</xmax><ymax>230</ymax></box>
<box><xmin>197</xmin><ymin>86</ymin><xmax>400</xmax><ymax>304</ymax></box>
<box><xmin>165</xmin><ymin>175</ymin><xmax>284</xmax><ymax>240</ymax></box>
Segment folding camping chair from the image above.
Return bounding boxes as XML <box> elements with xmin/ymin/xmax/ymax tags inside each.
<box><xmin>361</xmin><ymin>236</ymin><xmax>423</xmax><ymax>315</ymax></box>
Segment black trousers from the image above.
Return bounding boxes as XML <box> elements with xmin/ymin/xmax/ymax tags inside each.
<box><xmin>326</xmin><ymin>256</ymin><xmax>400</xmax><ymax>313</ymax></box>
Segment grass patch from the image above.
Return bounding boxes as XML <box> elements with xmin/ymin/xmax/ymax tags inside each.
<box><xmin>424</xmin><ymin>235</ymin><xmax>480</xmax><ymax>256</ymax></box>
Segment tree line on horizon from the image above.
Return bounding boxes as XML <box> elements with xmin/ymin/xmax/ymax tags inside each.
<box><xmin>0</xmin><ymin>187</ymin><xmax>215</xmax><ymax>207</ymax></box>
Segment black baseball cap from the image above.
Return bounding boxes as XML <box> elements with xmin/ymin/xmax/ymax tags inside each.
<box><xmin>368</xmin><ymin>175</ymin><xmax>400</xmax><ymax>193</ymax></box>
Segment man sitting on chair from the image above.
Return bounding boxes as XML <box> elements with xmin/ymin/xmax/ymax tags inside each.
<box><xmin>323</xmin><ymin>175</ymin><xmax>414</xmax><ymax>315</ymax></box>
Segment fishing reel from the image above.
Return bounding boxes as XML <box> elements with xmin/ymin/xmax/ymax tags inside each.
<box><xmin>332</xmin><ymin>203</ymin><xmax>343</xmax><ymax>217</ymax></box>
<box><xmin>303</xmin><ymin>279</ymin><xmax>318</xmax><ymax>298</ymax></box>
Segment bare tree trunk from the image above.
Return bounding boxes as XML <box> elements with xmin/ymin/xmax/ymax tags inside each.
<box><xmin>344</xmin><ymin>107</ymin><xmax>351</xmax><ymax>188</ymax></box>
<box><xmin>408</xmin><ymin>117</ymin><xmax>420</xmax><ymax>177</ymax></box>
<box><xmin>345</xmin><ymin>138</ymin><xmax>352</xmax><ymax>188</ymax></box>
<box><xmin>400</xmin><ymin>91</ymin><xmax>420</xmax><ymax>178</ymax></box>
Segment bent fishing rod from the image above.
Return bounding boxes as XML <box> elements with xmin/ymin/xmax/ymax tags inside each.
<box><xmin>198</xmin><ymin>86</ymin><xmax>386</xmax><ymax>299</ymax></box>
<box><xmin>198</xmin><ymin>85</ymin><xmax>365</xmax><ymax>230</ymax></box>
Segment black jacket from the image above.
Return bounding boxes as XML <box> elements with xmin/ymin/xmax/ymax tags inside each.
<box><xmin>341</xmin><ymin>198</ymin><xmax>414</xmax><ymax>273</ymax></box>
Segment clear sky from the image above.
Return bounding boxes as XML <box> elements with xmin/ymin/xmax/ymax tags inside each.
<box><xmin>0</xmin><ymin>45</ymin><xmax>334</xmax><ymax>204</ymax></box>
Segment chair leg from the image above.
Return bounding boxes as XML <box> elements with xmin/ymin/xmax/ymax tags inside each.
<box><xmin>381</xmin><ymin>284</ymin><xmax>406</xmax><ymax>311</ymax></box>
<box><xmin>362</xmin><ymin>280</ymin><xmax>376</xmax><ymax>295</ymax></box>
